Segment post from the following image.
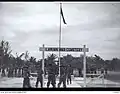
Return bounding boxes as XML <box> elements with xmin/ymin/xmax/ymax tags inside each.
<box><xmin>42</xmin><ymin>44</ymin><xmax>45</xmax><ymax>87</ymax></box>
<box><xmin>58</xmin><ymin>3</ymin><xmax>62</xmax><ymax>77</ymax></box>
<box><xmin>102</xmin><ymin>73</ymin><xmax>105</xmax><ymax>87</ymax></box>
<box><xmin>83</xmin><ymin>45</ymin><xmax>86</xmax><ymax>87</ymax></box>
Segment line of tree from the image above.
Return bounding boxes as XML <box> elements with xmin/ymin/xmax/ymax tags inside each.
<box><xmin>0</xmin><ymin>40</ymin><xmax>120</xmax><ymax>77</ymax></box>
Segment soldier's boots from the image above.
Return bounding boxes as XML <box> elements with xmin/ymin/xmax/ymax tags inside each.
<box><xmin>47</xmin><ymin>82</ymin><xmax>56</xmax><ymax>88</ymax></box>
<box><xmin>58</xmin><ymin>83</ymin><xmax>60</xmax><ymax>88</ymax></box>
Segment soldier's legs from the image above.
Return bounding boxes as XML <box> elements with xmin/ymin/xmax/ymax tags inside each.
<box><xmin>35</xmin><ymin>78</ymin><xmax>39</xmax><ymax>88</ymax></box>
<box><xmin>67</xmin><ymin>78</ymin><xmax>69</xmax><ymax>85</ymax></box>
<box><xmin>47</xmin><ymin>75</ymin><xmax>51</xmax><ymax>88</ymax></box>
<box><xmin>23</xmin><ymin>78</ymin><xmax>28</xmax><ymax>88</ymax></box>
<box><xmin>40</xmin><ymin>79</ymin><xmax>43</xmax><ymax>88</ymax></box>
<box><xmin>58</xmin><ymin>77</ymin><xmax>62</xmax><ymax>88</ymax></box>
<box><xmin>23</xmin><ymin>78</ymin><xmax>25</xmax><ymax>88</ymax></box>
<box><xmin>28</xmin><ymin>78</ymin><xmax>31</xmax><ymax>88</ymax></box>
<box><xmin>15</xmin><ymin>71</ymin><xmax>17</xmax><ymax>77</ymax></box>
<box><xmin>51</xmin><ymin>75</ymin><xmax>56</xmax><ymax>88</ymax></box>
<box><xmin>11</xmin><ymin>71</ymin><xmax>13</xmax><ymax>77</ymax></box>
<box><xmin>69</xmin><ymin>76</ymin><xmax>72</xmax><ymax>84</ymax></box>
<box><xmin>63</xmin><ymin>78</ymin><xmax>66</xmax><ymax>88</ymax></box>
<box><xmin>40</xmin><ymin>77</ymin><xmax>43</xmax><ymax>88</ymax></box>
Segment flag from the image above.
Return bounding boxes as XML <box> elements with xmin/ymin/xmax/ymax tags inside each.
<box><xmin>60</xmin><ymin>4</ymin><xmax>67</xmax><ymax>24</ymax></box>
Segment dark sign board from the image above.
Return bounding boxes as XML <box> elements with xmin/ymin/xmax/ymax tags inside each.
<box><xmin>39</xmin><ymin>47</ymin><xmax>89</xmax><ymax>52</ymax></box>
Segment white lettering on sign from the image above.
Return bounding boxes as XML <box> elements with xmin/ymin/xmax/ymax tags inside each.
<box><xmin>39</xmin><ymin>47</ymin><xmax>89</xmax><ymax>52</ymax></box>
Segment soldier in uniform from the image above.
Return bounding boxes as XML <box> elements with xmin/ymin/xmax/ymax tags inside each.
<box><xmin>22</xmin><ymin>67</ymin><xmax>24</xmax><ymax>77</ymax></box>
<box><xmin>35</xmin><ymin>66</ymin><xmax>43</xmax><ymax>88</ymax></box>
<box><xmin>58</xmin><ymin>64</ymin><xmax>67</xmax><ymax>88</ymax></box>
<box><xmin>47</xmin><ymin>63</ymin><xmax>56</xmax><ymax>88</ymax></box>
<box><xmin>8</xmin><ymin>64</ymin><xmax>12</xmax><ymax>77</ymax></box>
<box><xmin>23</xmin><ymin>66</ymin><xmax>31</xmax><ymax>88</ymax></box>
<box><xmin>66</xmin><ymin>64</ymin><xmax>72</xmax><ymax>85</ymax></box>
<box><xmin>101</xmin><ymin>68</ymin><xmax>104</xmax><ymax>74</ymax></box>
<box><xmin>18</xmin><ymin>67</ymin><xmax>21</xmax><ymax>77</ymax></box>
<box><xmin>105</xmin><ymin>68</ymin><xmax>108</xmax><ymax>75</ymax></box>
<box><xmin>14</xmin><ymin>67</ymin><xmax>17</xmax><ymax>77</ymax></box>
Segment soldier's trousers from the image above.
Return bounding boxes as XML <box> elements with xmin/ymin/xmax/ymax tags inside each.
<box><xmin>58</xmin><ymin>76</ymin><xmax>66</xmax><ymax>88</ymax></box>
<box><xmin>67</xmin><ymin>75</ymin><xmax>71</xmax><ymax>85</ymax></box>
<box><xmin>36</xmin><ymin>77</ymin><xmax>43</xmax><ymax>88</ymax></box>
<box><xmin>47</xmin><ymin>74</ymin><xmax>56</xmax><ymax>88</ymax></box>
<box><xmin>23</xmin><ymin>77</ymin><xmax>31</xmax><ymax>88</ymax></box>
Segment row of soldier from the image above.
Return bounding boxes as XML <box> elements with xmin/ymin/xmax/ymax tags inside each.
<box><xmin>0</xmin><ymin>66</ymin><xmax>24</xmax><ymax>77</ymax></box>
<box><xmin>23</xmin><ymin>63</ymin><xmax>72</xmax><ymax>88</ymax></box>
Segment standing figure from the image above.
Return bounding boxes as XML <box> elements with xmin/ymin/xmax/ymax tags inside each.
<box><xmin>14</xmin><ymin>67</ymin><xmax>17</xmax><ymax>77</ymax></box>
<box><xmin>11</xmin><ymin>67</ymin><xmax>14</xmax><ymax>77</ymax></box>
<box><xmin>58</xmin><ymin>65</ymin><xmax>67</xmax><ymax>88</ymax></box>
<box><xmin>67</xmin><ymin>64</ymin><xmax>72</xmax><ymax>85</ymax></box>
<box><xmin>101</xmin><ymin>68</ymin><xmax>104</xmax><ymax>74</ymax></box>
<box><xmin>18</xmin><ymin>68</ymin><xmax>21</xmax><ymax>77</ymax></box>
<box><xmin>47</xmin><ymin>63</ymin><xmax>56</xmax><ymax>88</ymax></box>
<box><xmin>23</xmin><ymin>66</ymin><xmax>31</xmax><ymax>88</ymax></box>
<box><xmin>7</xmin><ymin>68</ymin><xmax>10</xmax><ymax>77</ymax></box>
<box><xmin>105</xmin><ymin>68</ymin><xmax>108</xmax><ymax>75</ymax></box>
<box><xmin>35</xmin><ymin>66</ymin><xmax>43</xmax><ymax>88</ymax></box>
<box><xmin>21</xmin><ymin>67</ymin><xmax>24</xmax><ymax>77</ymax></box>
<box><xmin>1</xmin><ymin>67</ymin><xmax>5</xmax><ymax>77</ymax></box>
<box><xmin>8</xmin><ymin>64</ymin><xmax>12</xmax><ymax>77</ymax></box>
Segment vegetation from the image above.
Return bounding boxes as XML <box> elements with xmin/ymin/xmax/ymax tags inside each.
<box><xmin>0</xmin><ymin>40</ymin><xmax>120</xmax><ymax>77</ymax></box>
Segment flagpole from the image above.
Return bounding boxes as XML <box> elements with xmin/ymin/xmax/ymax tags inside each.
<box><xmin>58</xmin><ymin>3</ymin><xmax>62</xmax><ymax>77</ymax></box>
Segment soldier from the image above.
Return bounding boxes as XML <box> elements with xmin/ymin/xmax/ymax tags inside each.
<box><xmin>14</xmin><ymin>67</ymin><xmax>17</xmax><ymax>77</ymax></box>
<box><xmin>8</xmin><ymin>64</ymin><xmax>12</xmax><ymax>77</ymax></box>
<box><xmin>18</xmin><ymin>67</ymin><xmax>21</xmax><ymax>77</ymax></box>
<box><xmin>21</xmin><ymin>67</ymin><xmax>24</xmax><ymax>77</ymax></box>
<box><xmin>1</xmin><ymin>67</ymin><xmax>5</xmax><ymax>77</ymax></box>
<box><xmin>58</xmin><ymin>65</ymin><xmax>67</xmax><ymax>88</ymax></box>
<box><xmin>66</xmin><ymin>64</ymin><xmax>72</xmax><ymax>85</ymax></box>
<box><xmin>11</xmin><ymin>67</ymin><xmax>14</xmax><ymax>77</ymax></box>
<box><xmin>35</xmin><ymin>66</ymin><xmax>43</xmax><ymax>88</ymax></box>
<box><xmin>101</xmin><ymin>68</ymin><xmax>104</xmax><ymax>74</ymax></box>
<box><xmin>23</xmin><ymin>66</ymin><xmax>31</xmax><ymax>88</ymax></box>
<box><xmin>105</xmin><ymin>68</ymin><xmax>108</xmax><ymax>75</ymax></box>
<box><xmin>47</xmin><ymin>63</ymin><xmax>56</xmax><ymax>88</ymax></box>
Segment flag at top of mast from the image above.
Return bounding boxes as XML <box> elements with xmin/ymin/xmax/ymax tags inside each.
<box><xmin>60</xmin><ymin>3</ymin><xmax>67</xmax><ymax>24</ymax></box>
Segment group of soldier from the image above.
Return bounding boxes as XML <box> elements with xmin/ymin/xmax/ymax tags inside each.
<box><xmin>23</xmin><ymin>63</ymin><xmax>72</xmax><ymax>88</ymax></box>
<box><xmin>0</xmin><ymin>66</ymin><xmax>23</xmax><ymax>78</ymax></box>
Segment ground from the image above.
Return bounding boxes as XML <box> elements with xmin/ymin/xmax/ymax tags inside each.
<box><xmin>0</xmin><ymin>71</ymin><xmax>120</xmax><ymax>88</ymax></box>
<box><xmin>0</xmin><ymin>76</ymin><xmax>120</xmax><ymax>88</ymax></box>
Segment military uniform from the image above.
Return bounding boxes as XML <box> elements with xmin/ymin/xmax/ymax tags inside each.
<box><xmin>67</xmin><ymin>65</ymin><xmax>72</xmax><ymax>85</ymax></box>
<box><xmin>23</xmin><ymin>67</ymin><xmax>31</xmax><ymax>88</ymax></box>
<box><xmin>8</xmin><ymin>68</ymin><xmax>12</xmax><ymax>77</ymax></box>
<box><xmin>101</xmin><ymin>68</ymin><xmax>104</xmax><ymax>74</ymax></box>
<box><xmin>35</xmin><ymin>68</ymin><xmax>43</xmax><ymax>88</ymax></box>
<box><xmin>58</xmin><ymin>65</ymin><xmax>67</xmax><ymax>88</ymax></box>
<box><xmin>105</xmin><ymin>68</ymin><xmax>107</xmax><ymax>75</ymax></box>
<box><xmin>1</xmin><ymin>68</ymin><xmax>5</xmax><ymax>77</ymax></box>
<box><xmin>47</xmin><ymin>64</ymin><xmax>56</xmax><ymax>88</ymax></box>
<box><xmin>18</xmin><ymin>68</ymin><xmax>22</xmax><ymax>77</ymax></box>
<box><xmin>14</xmin><ymin>67</ymin><xmax>17</xmax><ymax>77</ymax></box>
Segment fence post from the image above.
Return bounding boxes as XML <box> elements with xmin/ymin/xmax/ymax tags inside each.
<box><xmin>42</xmin><ymin>44</ymin><xmax>45</xmax><ymax>87</ymax></box>
<box><xmin>102</xmin><ymin>73</ymin><xmax>105</xmax><ymax>87</ymax></box>
<box><xmin>83</xmin><ymin>45</ymin><xmax>86</xmax><ymax>87</ymax></box>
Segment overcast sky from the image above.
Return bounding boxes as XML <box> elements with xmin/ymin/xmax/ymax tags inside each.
<box><xmin>0</xmin><ymin>2</ymin><xmax>120</xmax><ymax>60</ymax></box>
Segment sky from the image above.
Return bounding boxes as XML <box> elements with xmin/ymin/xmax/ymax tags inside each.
<box><xmin>0</xmin><ymin>2</ymin><xmax>120</xmax><ymax>60</ymax></box>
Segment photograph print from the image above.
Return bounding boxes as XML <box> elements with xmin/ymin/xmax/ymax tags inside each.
<box><xmin>0</xmin><ymin>2</ymin><xmax>120</xmax><ymax>89</ymax></box>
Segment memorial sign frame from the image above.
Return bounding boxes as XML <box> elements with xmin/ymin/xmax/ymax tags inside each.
<box><xmin>39</xmin><ymin>44</ymin><xmax>89</xmax><ymax>87</ymax></box>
